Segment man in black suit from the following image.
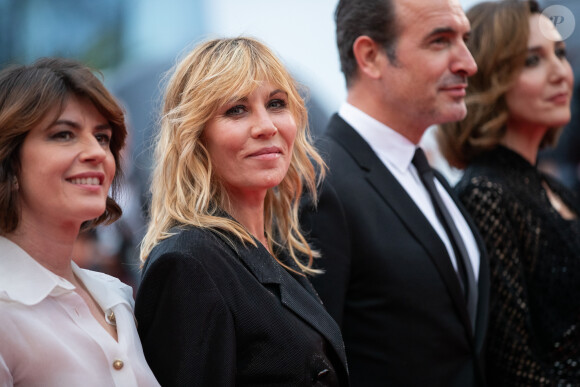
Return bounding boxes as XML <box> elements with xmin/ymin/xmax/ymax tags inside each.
<box><xmin>300</xmin><ymin>0</ymin><xmax>489</xmax><ymax>385</ymax></box>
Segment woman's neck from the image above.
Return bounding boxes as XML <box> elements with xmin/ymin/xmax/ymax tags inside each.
<box><xmin>225</xmin><ymin>189</ymin><xmax>268</xmax><ymax>248</ymax></box>
<box><xmin>6</xmin><ymin>218</ymin><xmax>81</xmax><ymax>282</ymax></box>
<box><xmin>500</xmin><ymin>122</ymin><xmax>549</xmax><ymax>165</ymax></box>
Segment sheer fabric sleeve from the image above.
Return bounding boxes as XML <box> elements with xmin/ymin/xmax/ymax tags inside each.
<box><xmin>459</xmin><ymin>177</ymin><xmax>550</xmax><ymax>384</ymax></box>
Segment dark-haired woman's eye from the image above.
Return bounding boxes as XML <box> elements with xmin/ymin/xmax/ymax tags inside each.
<box><xmin>51</xmin><ymin>131</ymin><xmax>74</xmax><ymax>141</ymax></box>
<box><xmin>525</xmin><ymin>54</ymin><xmax>540</xmax><ymax>67</ymax></box>
<box><xmin>556</xmin><ymin>47</ymin><xmax>567</xmax><ymax>60</ymax></box>
<box><xmin>95</xmin><ymin>133</ymin><xmax>111</xmax><ymax>146</ymax></box>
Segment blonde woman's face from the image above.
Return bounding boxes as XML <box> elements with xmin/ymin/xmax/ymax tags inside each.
<box><xmin>505</xmin><ymin>14</ymin><xmax>574</xmax><ymax>132</ymax></box>
<box><xmin>203</xmin><ymin>81</ymin><xmax>297</xmax><ymax>201</ymax></box>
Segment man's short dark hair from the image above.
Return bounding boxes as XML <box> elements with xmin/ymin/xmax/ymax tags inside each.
<box><xmin>335</xmin><ymin>0</ymin><xmax>398</xmax><ymax>87</ymax></box>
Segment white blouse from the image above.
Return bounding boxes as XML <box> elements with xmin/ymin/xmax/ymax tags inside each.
<box><xmin>0</xmin><ymin>236</ymin><xmax>160</xmax><ymax>387</ymax></box>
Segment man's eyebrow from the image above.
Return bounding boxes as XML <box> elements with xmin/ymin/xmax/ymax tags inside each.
<box><xmin>426</xmin><ymin>27</ymin><xmax>455</xmax><ymax>38</ymax></box>
<box><xmin>427</xmin><ymin>25</ymin><xmax>471</xmax><ymax>37</ymax></box>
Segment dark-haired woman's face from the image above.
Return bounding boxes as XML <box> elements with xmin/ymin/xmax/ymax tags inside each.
<box><xmin>17</xmin><ymin>96</ymin><xmax>115</xmax><ymax>229</ymax></box>
<box><xmin>505</xmin><ymin>14</ymin><xmax>574</xmax><ymax>132</ymax></box>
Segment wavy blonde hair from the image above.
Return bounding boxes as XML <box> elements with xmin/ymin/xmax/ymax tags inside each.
<box><xmin>141</xmin><ymin>37</ymin><xmax>325</xmax><ymax>275</ymax></box>
<box><xmin>437</xmin><ymin>0</ymin><xmax>559</xmax><ymax>168</ymax></box>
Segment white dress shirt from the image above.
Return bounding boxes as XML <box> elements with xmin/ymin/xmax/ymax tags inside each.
<box><xmin>339</xmin><ymin>103</ymin><xmax>480</xmax><ymax>280</ymax></box>
<box><xmin>0</xmin><ymin>236</ymin><xmax>160</xmax><ymax>387</ymax></box>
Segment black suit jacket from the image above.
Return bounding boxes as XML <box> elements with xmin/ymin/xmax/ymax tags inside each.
<box><xmin>135</xmin><ymin>224</ymin><xmax>349</xmax><ymax>386</ymax></box>
<box><xmin>301</xmin><ymin>114</ymin><xmax>489</xmax><ymax>387</ymax></box>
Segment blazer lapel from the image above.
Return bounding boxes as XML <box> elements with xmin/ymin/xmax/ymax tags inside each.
<box><xmin>225</xmin><ymin>234</ymin><xmax>348</xmax><ymax>370</ymax></box>
<box><xmin>279</xmin><ymin>268</ymin><xmax>348</xmax><ymax>368</ymax></box>
<box><xmin>326</xmin><ymin>115</ymin><xmax>474</xmax><ymax>338</ymax></box>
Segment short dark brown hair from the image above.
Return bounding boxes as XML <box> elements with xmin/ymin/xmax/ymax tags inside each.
<box><xmin>0</xmin><ymin>57</ymin><xmax>127</xmax><ymax>233</ymax></box>
<box><xmin>335</xmin><ymin>0</ymin><xmax>398</xmax><ymax>87</ymax></box>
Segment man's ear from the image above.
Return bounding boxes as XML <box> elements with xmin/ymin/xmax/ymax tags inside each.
<box><xmin>352</xmin><ymin>36</ymin><xmax>384</xmax><ymax>80</ymax></box>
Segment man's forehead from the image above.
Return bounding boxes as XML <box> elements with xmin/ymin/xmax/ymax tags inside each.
<box><xmin>395</xmin><ymin>0</ymin><xmax>470</xmax><ymax>35</ymax></box>
<box><xmin>395</xmin><ymin>0</ymin><xmax>464</xmax><ymax>13</ymax></box>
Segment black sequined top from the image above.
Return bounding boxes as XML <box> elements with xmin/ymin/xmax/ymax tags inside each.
<box><xmin>456</xmin><ymin>146</ymin><xmax>580</xmax><ymax>386</ymax></box>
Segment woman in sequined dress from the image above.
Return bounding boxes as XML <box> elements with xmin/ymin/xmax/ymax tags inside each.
<box><xmin>437</xmin><ymin>1</ymin><xmax>580</xmax><ymax>385</ymax></box>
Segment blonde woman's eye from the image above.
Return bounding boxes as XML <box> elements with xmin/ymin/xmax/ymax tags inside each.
<box><xmin>269</xmin><ymin>99</ymin><xmax>287</xmax><ymax>109</ymax></box>
<box><xmin>225</xmin><ymin>105</ymin><xmax>246</xmax><ymax>116</ymax></box>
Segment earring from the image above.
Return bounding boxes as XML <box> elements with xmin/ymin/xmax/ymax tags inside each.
<box><xmin>12</xmin><ymin>176</ymin><xmax>18</xmax><ymax>190</ymax></box>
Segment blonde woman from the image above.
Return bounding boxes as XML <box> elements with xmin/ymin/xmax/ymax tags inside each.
<box><xmin>135</xmin><ymin>37</ymin><xmax>349</xmax><ymax>386</ymax></box>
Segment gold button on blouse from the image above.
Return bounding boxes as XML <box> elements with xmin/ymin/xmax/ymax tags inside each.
<box><xmin>106</xmin><ymin>310</ymin><xmax>116</xmax><ymax>326</ymax></box>
<box><xmin>113</xmin><ymin>360</ymin><xmax>124</xmax><ymax>370</ymax></box>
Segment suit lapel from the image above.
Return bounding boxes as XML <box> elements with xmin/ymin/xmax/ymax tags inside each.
<box><xmin>326</xmin><ymin>114</ymin><xmax>474</xmax><ymax>337</ymax></box>
<box><xmin>218</xmin><ymin>232</ymin><xmax>348</xmax><ymax>370</ymax></box>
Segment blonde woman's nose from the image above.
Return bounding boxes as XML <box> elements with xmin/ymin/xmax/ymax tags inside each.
<box><xmin>251</xmin><ymin>108</ymin><xmax>278</xmax><ymax>138</ymax></box>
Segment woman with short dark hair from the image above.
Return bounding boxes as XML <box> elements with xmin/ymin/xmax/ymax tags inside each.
<box><xmin>0</xmin><ymin>58</ymin><xmax>159</xmax><ymax>386</ymax></box>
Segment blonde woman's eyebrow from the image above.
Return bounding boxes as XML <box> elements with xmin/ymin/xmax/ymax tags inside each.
<box><xmin>269</xmin><ymin>89</ymin><xmax>287</xmax><ymax>97</ymax></box>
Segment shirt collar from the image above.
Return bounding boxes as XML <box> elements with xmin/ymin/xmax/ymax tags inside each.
<box><xmin>0</xmin><ymin>236</ymin><xmax>75</xmax><ymax>305</ymax></box>
<box><xmin>339</xmin><ymin>102</ymin><xmax>417</xmax><ymax>173</ymax></box>
<box><xmin>0</xmin><ymin>236</ymin><xmax>132</xmax><ymax>310</ymax></box>
<box><xmin>73</xmin><ymin>263</ymin><xmax>134</xmax><ymax>311</ymax></box>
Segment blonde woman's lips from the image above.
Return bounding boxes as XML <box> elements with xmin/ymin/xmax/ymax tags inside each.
<box><xmin>248</xmin><ymin>146</ymin><xmax>282</xmax><ymax>160</ymax></box>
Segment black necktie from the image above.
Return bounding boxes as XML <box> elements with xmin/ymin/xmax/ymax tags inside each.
<box><xmin>412</xmin><ymin>147</ymin><xmax>477</xmax><ymax>330</ymax></box>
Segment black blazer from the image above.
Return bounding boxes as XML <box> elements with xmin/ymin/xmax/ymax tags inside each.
<box><xmin>300</xmin><ymin>115</ymin><xmax>489</xmax><ymax>387</ymax></box>
<box><xmin>135</xmin><ymin>224</ymin><xmax>349</xmax><ymax>386</ymax></box>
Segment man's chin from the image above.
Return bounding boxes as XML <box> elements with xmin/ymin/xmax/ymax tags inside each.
<box><xmin>439</xmin><ymin>105</ymin><xmax>467</xmax><ymax>124</ymax></box>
